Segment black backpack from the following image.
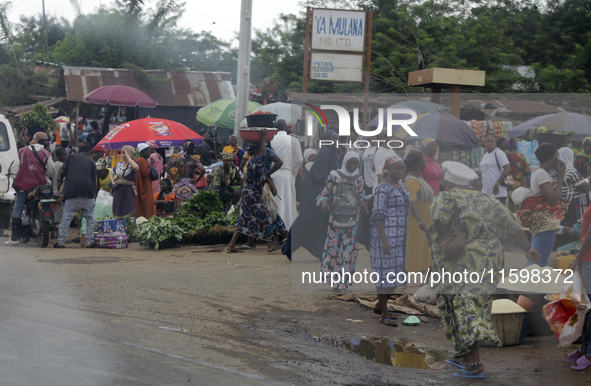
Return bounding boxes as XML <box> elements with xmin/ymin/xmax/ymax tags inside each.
<box><xmin>332</xmin><ymin>170</ymin><xmax>359</xmax><ymax>227</ymax></box>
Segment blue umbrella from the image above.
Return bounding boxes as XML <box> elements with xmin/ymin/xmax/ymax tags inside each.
<box><xmin>399</xmin><ymin>110</ymin><xmax>480</xmax><ymax>149</ymax></box>
<box><xmin>508</xmin><ymin>112</ymin><xmax>591</xmax><ymax>140</ymax></box>
<box><xmin>368</xmin><ymin>101</ymin><xmax>450</xmax><ymax>128</ymax></box>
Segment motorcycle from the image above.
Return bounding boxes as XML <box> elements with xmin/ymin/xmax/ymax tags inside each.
<box><xmin>20</xmin><ymin>185</ymin><xmax>60</xmax><ymax>247</ymax></box>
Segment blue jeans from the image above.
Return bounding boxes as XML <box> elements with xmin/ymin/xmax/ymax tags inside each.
<box><xmin>529</xmin><ymin>229</ymin><xmax>557</xmax><ymax>267</ymax></box>
<box><xmin>12</xmin><ymin>191</ymin><xmax>29</xmax><ymax>219</ymax></box>
<box><xmin>58</xmin><ymin>198</ymin><xmax>95</xmax><ymax>246</ymax></box>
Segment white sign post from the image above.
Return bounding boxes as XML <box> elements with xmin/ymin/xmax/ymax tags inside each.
<box><xmin>310</xmin><ymin>52</ymin><xmax>363</xmax><ymax>82</ymax></box>
<box><xmin>311</xmin><ymin>9</ymin><xmax>366</xmax><ymax>53</ymax></box>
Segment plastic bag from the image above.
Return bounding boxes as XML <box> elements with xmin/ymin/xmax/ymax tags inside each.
<box><xmin>96</xmin><ymin>190</ymin><xmax>113</xmax><ymax>206</ymax></box>
<box><xmin>412</xmin><ymin>285</ymin><xmax>437</xmax><ymax>305</ymax></box>
<box><xmin>558</xmin><ymin>270</ymin><xmax>590</xmax><ymax>346</ymax></box>
<box><xmin>262</xmin><ymin>184</ymin><xmax>278</xmax><ymax>220</ymax></box>
<box><xmin>542</xmin><ymin>299</ymin><xmax>577</xmax><ymax>345</ymax></box>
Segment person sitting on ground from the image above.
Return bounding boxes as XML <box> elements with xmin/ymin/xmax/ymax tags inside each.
<box><xmin>210</xmin><ymin>153</ymin><xmax>242</xmax><ymax>210</ymax></box>
<box><xmin>223</xmin><ymin>135</ymin><xmax>244</xmax><ymax>167</ymax></box>
<box><xmin>154</xmin><ymin>178</ymin><xmax>176</xmax><ymax>217</ymax></box>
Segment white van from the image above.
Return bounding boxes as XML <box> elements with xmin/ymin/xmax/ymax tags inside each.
<box><xmin>0</xmin><ymin>114</ymin><xmax>18</xmax><ymax>232</ymax></box>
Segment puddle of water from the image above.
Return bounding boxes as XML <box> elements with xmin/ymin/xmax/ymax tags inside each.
<box><xmin>314</xmin><ymin>336</ymin><xmax>447</xmax><ymax>370</ymax></box>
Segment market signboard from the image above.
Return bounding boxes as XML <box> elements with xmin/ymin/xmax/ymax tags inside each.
<box><xmin>310</xmin><ymin>52</ymin><xmax>363</xmax><ymax>82</ymax></box>
<box><xmin>311</xmin><ymin>9</ymin><xmax>366</xmax><ymax>52</ymax></box>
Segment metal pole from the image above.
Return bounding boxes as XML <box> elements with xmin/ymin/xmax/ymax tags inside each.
<box><xmin>42</xmin><ymin>0</ymin><xmax>48</xmax><ymax>53</ymax></box>
<box><xmin>234</xmin><ymin>0</ymin><xmax>253</xmax><ymax>145</ymax></box>
<box><xmin>362</xmin><ymin>11</ymin><xmax>373</xmax><ymax>130</ymax></box>
<box><xmin>302</xmin><ymin>6</ymin><xmax>311</xmax><ymax>109</ymax></box>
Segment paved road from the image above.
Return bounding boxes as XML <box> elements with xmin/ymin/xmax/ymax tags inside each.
<box><xmin>0</xmin><ymin>243</ymin><xmax>277</xmax><ymax>386</ymax></box>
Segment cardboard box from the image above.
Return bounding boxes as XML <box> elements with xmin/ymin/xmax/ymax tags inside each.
<box><xmin>97</xmin><ymin>219</ymin><xmax>126</xmax><ymax>236</ymax></box>
<box><xmin>95</xmin><ymin>234</ymin><xmax>129</xmax><ymax>249</ymax></box>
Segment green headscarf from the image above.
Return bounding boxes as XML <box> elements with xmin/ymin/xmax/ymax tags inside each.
<box><xmin>578</xmin><ymin>137</ymin><xmax>591</xmax><ymax>159</ymax></box>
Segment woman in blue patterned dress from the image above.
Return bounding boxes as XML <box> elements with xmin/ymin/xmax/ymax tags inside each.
<box><xmin>317</xmin><ymin>151</ymin><xmax>366</xmax><ymax>290</ymax></box>
<box><xmin>227</xmin><ymin>130</ymin><xmax>277</xmax><ymax>252</ymax></box>
<box><xmin>370</xmin><ymin>154</ymin><xmax>410</xmax><ymax>327</ymax></box>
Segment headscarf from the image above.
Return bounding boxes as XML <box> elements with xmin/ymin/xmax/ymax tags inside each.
<box><xmin>311</xmin><ymin>130</ymin><xmax>339</xmax><ymax>184</ymax></box>
<box><xmin>221</xmin><ymin>152</ymin><xmax>234</xmax><ymax>161</ymax></box>
<box><xmin>122</xmin><ymin>145</ymin><xmax>134</xmax><ymax>157</ymax></box>
<box><xmin>579</xmin><ymin>137</ymin><xmax>591</xmax><ymax>159</ymax></box>
<box><xmin>337</xmin><ymin>151</ymin><xmax>360</xmax><ymax>177</ymax></box>
<box><xmin>558</xmin><ymin>147</ymin><xmax>575</xmax><ymax>169</ymax></box>
<box><xmin>442</xmin><ymin>161</ymin><xmax>478</xmax><ymax>186</ymax></box>
<box><xmin>91</xmin><ymin>145</ymin><xmax>106</xmax><ymax>154</ymax></box>
<box><xmin>183</xmin><ymin>140</ymin><xmax>195</xmax><ymax>153</ymax></box>
<box><xmin>535</xmin><ymin>142</ymin><xmax>557</xmax><ymax>164</ymax></box>
<box><xmin>419</xmin><ymin>138</ymin><xmax>436</xmax><ymax>152</ymax></box>
<box><xmin>304</xmin><ymin>149</ymin><xmax>317</xmax><ymax>163</ymax></box>
<box><xmin>381</xmin><ymin>154</ymin><xmax>404</xmax><ymax>178</ymax></box>
<box><xmin>506</xmin><ymin>138</ymin><xmax>517</xmax><ymax>152</ymax></box>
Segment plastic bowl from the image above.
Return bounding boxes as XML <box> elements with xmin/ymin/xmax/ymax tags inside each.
<box><xmin>245</xmin><ymin>113</ymin><xmax>278</xmax><ymax>128</ymax></box>
<box><xmin>239</xmin><ymin>128</ymin><xmax>276</xmax><ymax>144</ymax></box>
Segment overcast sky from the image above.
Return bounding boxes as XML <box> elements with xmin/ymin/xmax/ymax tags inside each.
<box><xmin>7</xmin><ymin>0</ymin><xmax>304</xmax><ymax>45</ymax></box>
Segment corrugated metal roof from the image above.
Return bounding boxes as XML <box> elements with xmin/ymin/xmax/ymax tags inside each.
<box><xmin>60</xmin><ymin>66</ymin><xmax>234</xmax><ymax>107</ymax></box>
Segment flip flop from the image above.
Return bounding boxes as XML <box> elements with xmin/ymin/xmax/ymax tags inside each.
<box><xmin>563</xmin><ymin>350</ymin><xmax>581</xmax><ymax>363</ymax></box>
<box><xmin>267</xmin><ymin>245</ymin><xmax>282</xmax><ymax>252</ymax></box>
<box><xmin>380</xmin><ymin>318</ymin><xmax>398</xmax><ymax>327</ymax></box>
<box><xmin>446</xmin><ymin>359</ymin><xmax>466</xmax><ymax>369</ymax></box>
<box><xmin>373</xmin><ymin>308</ymin><xmax>381</xmax><ymax>315</ymax></box>
<box><xmin>226</xmin><ymin>248</ymin><xmax>243</xmax><ymax>253</ymax></box>
<box><xmin>453</xmin><ymin>369</ymin><xmax>485</xmax><ymax>379</ymax></box>
<box><xmin>236</xmin><ymin>245</ymin><xmax>255</xmax><ymax>250</ymax></box>
<box><xmin>571</xmin><ymin>355</ymin><xmax>591</xmax><ymax>370</ymax></box>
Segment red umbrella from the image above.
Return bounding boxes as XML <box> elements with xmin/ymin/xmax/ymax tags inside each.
<box><xmin>97</xmin><ymin>118</ymin><xmax>203</xmax><ymax>150</ymax></box>
<box><xmin>83</xmin><ymin>85</ymin><xmax>157</xmax><ymax>108</ymax></box>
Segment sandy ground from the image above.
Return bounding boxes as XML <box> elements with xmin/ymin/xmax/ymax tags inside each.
<box><xmin>0</xmin><ymin>231</ymin><xmax>588</xmax><ymax>385</ymax></box>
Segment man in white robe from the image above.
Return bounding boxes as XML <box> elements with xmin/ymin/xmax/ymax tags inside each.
<box><xmin>270</xmin><ymin>119</ymin><xmax>303</xmax><ymax>228</ymax></box>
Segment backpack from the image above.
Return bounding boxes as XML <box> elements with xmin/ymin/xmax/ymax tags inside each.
<box><xmin>332</xmin><ymin>170</ymin><xmax>359</xmax><ymax>228</ymax></box>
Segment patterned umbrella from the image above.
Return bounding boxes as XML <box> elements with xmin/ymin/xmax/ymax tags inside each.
<box><xmin>196</xmin><ymin>98</ymin><xmax>261</xmax><ymax>129</ymax></box>
<box><xmin>508</xmin><ymin>112</ymin><xmax>591</xmax><ymax>140</ymax></box>
<box><xmin>97</xmin><ymin>118</ymin><xmax>203</xmax><ymax>150</ymax></box>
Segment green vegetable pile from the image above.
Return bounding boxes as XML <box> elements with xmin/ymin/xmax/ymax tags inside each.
<box><xmin>173</xmin><ymin>191</ymin><xmax>239</xmax><ymax>242</ymax></box>
<box><xmin>136</xmin><ymin>216</ymin><xmax>184</xmax><ymax>251</ymax></box>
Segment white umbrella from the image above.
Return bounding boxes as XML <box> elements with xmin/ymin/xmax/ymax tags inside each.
<box><xmin>239</xmin><ymin>102</ymin><xmax>306</xmax><ymax>128</ymax></box>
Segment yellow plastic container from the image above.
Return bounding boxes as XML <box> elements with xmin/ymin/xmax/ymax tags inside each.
<box><xmin>556</xmin><ymin>255</ymin><xmax>576</xmax><ymax>274</ymax></box>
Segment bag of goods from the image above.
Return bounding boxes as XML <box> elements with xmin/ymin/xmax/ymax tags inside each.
<box><xmin>413</xmin><ymin>285</ymin><xmax>437</xmax><ymax>305</ymax></box>
<box><xmin>543</xmin><ymin>270</ymin><xmax>590</xmax><ymax>346</ymax></box>
<box><xmin>95</xmin><ymin>234</ymin><xmax>129</xmax><ymax>249</ymax></box>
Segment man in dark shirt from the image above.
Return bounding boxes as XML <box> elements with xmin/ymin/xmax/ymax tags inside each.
<box><xmin>196</xmin><ymin>129</ymin><xmax>216</xmax><ymax>166</ymax></box>
<box><xmin>54</xmin><ymin>145</ymin><xmax>97</xmax><ymax>248</ymax></box>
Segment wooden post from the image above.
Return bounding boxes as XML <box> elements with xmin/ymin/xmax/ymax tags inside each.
<box><xmin>449</xmin><ymin>85</ymin><xmax>461</xmax><ymax>118</ymax></box>
<box><xmin>302</xmin><ymin>6</ymin><xmax>311</xmax><ymax>111</ymax></box>
<box><xmin>430</xmin><ymin>86</ymin><xmax>442</xmax><ymax>104</ymax></box>
<box><xmin>362</xmin><ymin>11</ymin><xmax>373</xmax><ymax>130</ymax></box>
<box><xmin>74</xmin><ymin>102</ymin><xmax>80</xmax><ymax>147</ymax></box>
